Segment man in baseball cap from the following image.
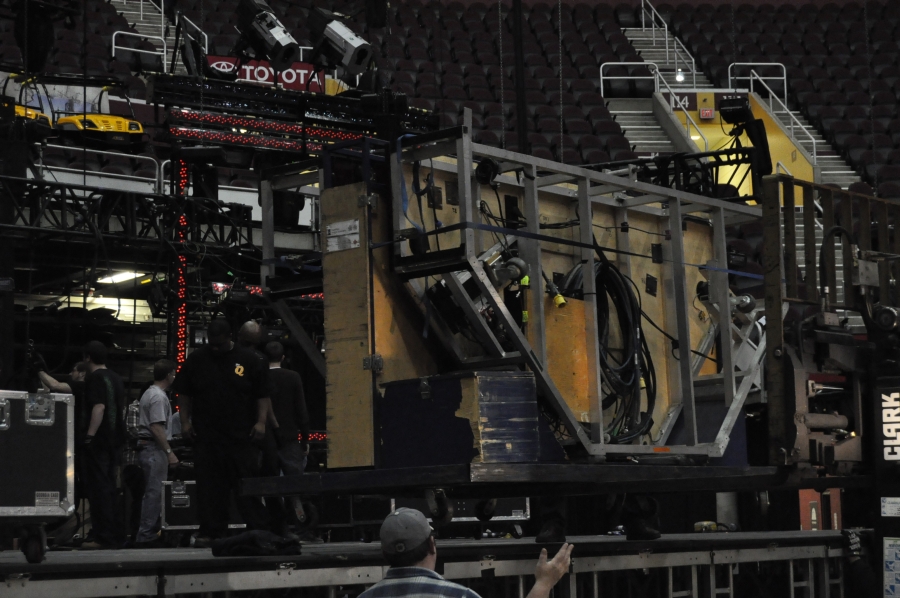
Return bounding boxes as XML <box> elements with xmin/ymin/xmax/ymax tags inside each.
<box><xmin>359</xmin><ymin>508</ymin><xmax>573</xmax><ymax>598</ymax></box>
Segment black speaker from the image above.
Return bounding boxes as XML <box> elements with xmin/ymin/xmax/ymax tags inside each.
<box><xmin>719</xmin><ymin>97</ymin><xmax>754</xmax><ymax>125</ymax></box>
<box><xmin>743</xmin><ymin>119</ymin><xmax>773</xmax><ymax>176</ymax></box>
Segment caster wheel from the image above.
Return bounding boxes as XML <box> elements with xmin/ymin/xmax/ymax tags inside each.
<box><xmin>473</xmin><ymin>526</ymin><xmax>483</xmax><ymax>540</ymax></box>
<box><xmin>425</xmin><ymin>489</ymin><xmax>454</xmax><ymax>527</ymax></box>
<box><xmin>475</xmin><ymin>499</ymin><xmax>497</xmax><ymax>522</ymax></box>
<box><xmin>511</xmin><ymin>524</ymin><xmax>524</xmax><ymax>539</ymax></box>
<box><xmin>21</xmin><ymin>530</ymin><xmax>45</xmax><ymax>564</ymax></box>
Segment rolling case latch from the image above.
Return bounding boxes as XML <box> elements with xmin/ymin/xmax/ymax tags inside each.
<box><xmin>25</xmin><ymin>395</ymin><xmax>54</xmax><ymax>426</ymax></box>
<box><xmin>171</xmin><ymin>480</ymin><xmax>191</xmax><ymax>508</ymax></box>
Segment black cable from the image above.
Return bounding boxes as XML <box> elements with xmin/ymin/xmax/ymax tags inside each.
<box><xmin>558</xmin><ymin>236</ymin><xmax>657</xmax><ymax>441</ymax></box>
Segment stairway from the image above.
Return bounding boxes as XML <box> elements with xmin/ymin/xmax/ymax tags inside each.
<box><xmin>607</xmin><ymin>98</ymin><xmax>678</xmax><ymax>155</ymax></box>
<box><xmin>623</xmin><ymin>28</ymin><xmax>714</xmax><ymax>90</ymax></box>
<box><xmin>109</xmin><ymin>0</ymin><xmax>183</xmax><ymax>74</ymax></box>
<box><xmin>768</xmin><ymin>109</ymin><xmax>860</xmax><ymax>189</ymax></box>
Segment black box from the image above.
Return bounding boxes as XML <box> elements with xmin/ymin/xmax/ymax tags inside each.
<box><xmin>377</xmin><ymin>371</ymin><xmax>542</xmax><ymax>468</ymax></box>
<box><xmin>0</xmin><ymin>392</ymin><xmax>74</xmax><ymax>522</ymax></box>
<box><xmin>161</xmin><ymin>480</ymin><xmax>245</xmax><ymax>531</ymax></box>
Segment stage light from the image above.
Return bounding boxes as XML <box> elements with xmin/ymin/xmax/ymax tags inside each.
<box><xmin>308</xmin><ymin>7</ymin><xmax>374</xmax><ymax>77</ymax></box>
<box><xmin>475</xmin><ymin>158</ymin><xmax>500</xmax><ymax>186</ymax></box>
<box><xmin>235</xmin><ymin>0</ymin><xmax>301</xmax><ymax>72</ymax></box>
<box><xmin>675</xmin><ymin>69</ymin><xmax>685</xmax><ymax>82</ymax></box>
<box><xmin>97</xmin><ymin>272</ymin><xmax>145</xmax><ymax>284</ymax></box>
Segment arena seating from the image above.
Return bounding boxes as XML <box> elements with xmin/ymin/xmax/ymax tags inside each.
<box><xmin>0</xmin><ymin>0</ymin><xmax>155</xmax><ymax>99</ymax></box>
<box><xmin>667</xmin><ymin>1</ymin><xmax>900</xmax><ymax>197</ymax></box>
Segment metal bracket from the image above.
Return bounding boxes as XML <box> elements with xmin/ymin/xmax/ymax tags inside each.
<box><xmin>363</xmin><ymin>354</ymin><xmax>383</xmax><ymax>372</ymax></box>
<box><xmin>25</xmin><ymin>394</ymin><xmax>54</xmax><ymax>426</ymax></box>
<box><xmin>358</xmin><ymin>194</ymin><xmax>378</xmax><ymax>209</ymax></box>
<box><xmin>0</xmin><ymin>399</ymin><xmax>9</xmax><ymax>430</ymax></box>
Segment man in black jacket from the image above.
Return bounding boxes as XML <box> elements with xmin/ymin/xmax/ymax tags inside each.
<box><xmin>173</xmin><ymin>319</ymin><xmax>273</xmax><ymax>543</ymax></box>
<box><xmin>80</xmin><ymin>341</ymin><xmax>126</xmax><ymax>549</ymax></box>
<box><xmin>264</xmin><ymin>341</ymin><xmax>313</xmax><ymax>538</ymax></box>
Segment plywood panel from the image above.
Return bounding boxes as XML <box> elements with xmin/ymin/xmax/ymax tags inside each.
<box><xmin>321</xmin><ymin>182</ymin><xmax>374</xmax><ymax>469</ymax></box>
<box><xmin>369</xmin><ymin>190</ymin><xmax>440</xmax><ymax>384</ymax></box>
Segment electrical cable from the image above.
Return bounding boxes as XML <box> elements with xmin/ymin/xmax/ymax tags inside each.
<box><xmin>558</xmin><ymin>235</ymin><xmax>656</xmax><ymax>442</ymax></box>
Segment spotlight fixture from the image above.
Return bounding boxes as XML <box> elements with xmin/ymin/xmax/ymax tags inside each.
<box><xmin>474</xmin><ymin>158</ymin><xmax>500</xmax><ymax>187</ymax></box>
<box><xmin>675</xmin><ymin>69</ymin><xmax>685</xmax><ymax>82</ymax></box>
<box><xmin>308</xmin><ymin>7</ymin><xmax>374</xmax><ymax>77</ymax></box>
<box><xmin>234</xmin><ymin>0</ymin><xmax>301</xmax><ymax>72</ymax></box>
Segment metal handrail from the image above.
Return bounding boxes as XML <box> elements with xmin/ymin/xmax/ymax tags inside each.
<box><xmin>112</xmin><ymin>31</ymin><xmax>167</xmax><ymax>71</ymax></box>
<box><xmin>34</xmin><ymin>143</ymin><xmax>162</xmax><ymax>192</ymax></box>
<box><xmin>775</xmin><ymin>161</ymin><xmax>792</xmax><ymax>176</ymax></box>
<box><xmin>178</xmin><ymin>13</ymin><xmax>208</xmax><ymax>53</ymax></box>
<box><xmin>671</xmin><ymin>36</ymin><xmax>697</xmax><ymax>88</ymax></box>
<box><xmin>640</xmin><ymin>0</ymin><xmax>697</xmax><ymax>87</ymax></box>
<box><xmin>599</xmin><ymin>61</ymin><xmax>659</xmax><ymax>98</ymax></box>
<box><xmin>747</xmin><ymin>69</ymin><xmax>817</xmax><ymax>165</ymax></box>
<box><xmin>727</xmin><ymin>62</ymin><xmax>787</xmax><ymax>105</ymax></box>
<box><xmin>640</xmin><ymin>0</ymin><xmax>667</xmax><ymax>62</ymax></box>
<box><xmin>654</xmin><ymin>67</ymin><xmax>708</xmax><ymax>151</ymax></box>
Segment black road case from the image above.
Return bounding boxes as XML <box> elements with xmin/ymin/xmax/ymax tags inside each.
<box><xmin>0</xmin><ymin>391</ymin><xmax>75</xmax><ymax>562</ymax></box>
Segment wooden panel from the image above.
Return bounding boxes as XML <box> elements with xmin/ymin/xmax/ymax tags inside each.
<box><xmin>370</xmin><ymin>196</ymin><xmax>440</xmax><ymax>384</ymax></box>
<box><xmin>544</xmin><ymin>297</ymin><xmax>591</xmax><ymax>422</ymax></box>
<box><xmin>321</xmin><ymin>182</ymin><xmax>374</xmax><ymax>469</ymax></box>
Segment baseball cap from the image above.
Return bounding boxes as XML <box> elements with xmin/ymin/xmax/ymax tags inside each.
<box><xmin>380</xmin><ymin>508</ymin><xmax>433</xmax><ymax>555</ymax></box>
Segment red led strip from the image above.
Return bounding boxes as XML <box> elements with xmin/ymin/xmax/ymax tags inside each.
<box><xmin>169</xmin><ymin>109</ymin><xmax>365</xmax><ymax>142</ymax></box>
<box><xmin>175</xmin><ymin>159</ymin><xmax>189</xmax><ymax>370</ymax></box>
<box><xmin>300</xmin><ymin>431</ymin><xmax>327</xmax><ymax>442</ymax></box>
<box><xmin>171</xmin><ymin>126</ymin><xmax>325</xmax><ymax>152</ymax></box>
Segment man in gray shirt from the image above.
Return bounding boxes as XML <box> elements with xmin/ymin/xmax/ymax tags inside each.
<box><xmin>135</xmin><ymin>359</ymin><xmax>178</xmax><ymax>547</ymax></box>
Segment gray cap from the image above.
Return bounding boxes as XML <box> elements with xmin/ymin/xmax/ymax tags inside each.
<box><xmin>380</xmin><ymin>508</ymin><xmax>433</xmax><ymax>555</ymax></box>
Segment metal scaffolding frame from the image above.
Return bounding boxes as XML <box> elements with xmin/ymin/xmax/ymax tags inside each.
<box><xmin>389</xmin><ymin>111</ymin><xmax>763</xmax><ymax>458</ymax></box>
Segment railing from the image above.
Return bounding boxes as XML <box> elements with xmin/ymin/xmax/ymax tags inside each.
<box><xmin>639</xmin><ymin>0</ymin><xmax>697</xmax><ymax>87</ymax></box>
<box><xmin>747</xmin><ymin>69</ymin><xmax>817</xmax><ymax>165</ymax></box>
<box><xmin>177</xmin><ymin>13</ymin><xmax>208</xmax><ymax>53</ymax></box>
<box><xmin>112</xmin><ymin>31</ymin><xmax>167</xmax><ymax>73</ymax></box>
<box><xmin>599</xmin><ymin>61</ymin><xmax>659</xmax><ymax>98</ymax></box>
<box><xmin>775</xmin><ymin>162</ymin><xmax>792</xmax><ymax>176</ymax></box>
<box><xmin>727</xmin><ymin>62</ymin><xmax>787</xmax><ymax>105</ymax></box>
<box><xmin>34</xmin><ymin>144</ymin><xmax>162</xmax><ymax>193</ymax></box>
<box><xmin>112</xmin><ymin>0</ymin><xmax>167</xmax><ymax>73</ymax></box>
<box><xmin>655</xmin><ymin>68</ymin><xmax>708</xmax><ymax>152</ymax></box>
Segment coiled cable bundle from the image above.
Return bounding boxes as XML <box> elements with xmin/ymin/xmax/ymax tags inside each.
<box><xmin>558</xmin><ymin>237</ymin><xmax>657</xmax><ymax>443</ymax></box>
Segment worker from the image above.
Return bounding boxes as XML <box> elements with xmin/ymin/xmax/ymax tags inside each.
<box><xmin>173</xmin><ymin>319</ymin><xmax>273</xmax><ymax>545</ymax></box>
<box><xmin>264</xmin><ymin>341</ymin><xmax>316</xmax><ymax>541</ymax></box>
<box><xmin>362</xmin><ymin>508</ymin><xmax>573</xmax><ymax>598</ymax></box>
<box><xmin>80</xmin><ymin>341</ymin><xmax>127</xmax><ymax>550</ymax></box>
<box><xmin>237</xmin><ymin>321</ymin><xmax>287</xmax><ymax>534</ymax></box>
<box><xmin>134</xmin><ymin>360</ymin><xmax>178</xmax><ymax>548</ymax></box>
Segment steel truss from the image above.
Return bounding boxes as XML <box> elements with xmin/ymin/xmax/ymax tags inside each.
<box><xmin>0</xmin><ymin>175</ymin><xmax>254</xmax><ymax>250</ymax></box>
<box><xmin>389</xmin><ymin>111</ymin><xmax>763</xmax><ymax>459</ymax></box>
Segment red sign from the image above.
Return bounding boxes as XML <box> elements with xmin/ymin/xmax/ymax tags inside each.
<box><xmin>699</xmin><ymin>107</ymin><xmax>715</xmax><ymax>120</ymax></box>
<box><xmin>206</xmin><ymin>56</ymin><xmax>325</xmax><ymax>92</ymax></box>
